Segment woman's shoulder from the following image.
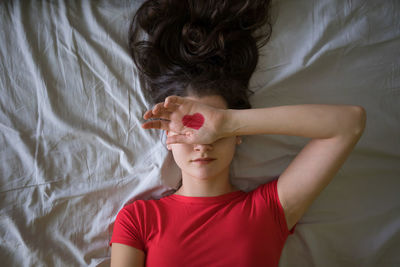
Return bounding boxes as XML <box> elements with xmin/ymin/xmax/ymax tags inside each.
<box><xmin>115</xmin><ymin>199</ymin><xmax>161</xmax><ymax>223</ymax></box>
<box><xmin>123</xmin><ymin>198</ymin><xmax>158</xmax><ymax>209</ymax></box>
<box><xmin>121</xmin><ymin>194</ymin><xmax>171</xmax><ymax>212</ymax></box>
<box><xmin>244</xmin><ymin>179</ymin><xmax>279</xmax><ymax>202</ymax></box>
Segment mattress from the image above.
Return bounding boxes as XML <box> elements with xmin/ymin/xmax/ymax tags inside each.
<box><xmin>0</xmin><ymin>0</ymin><xmax>399</xmax><ymax>266</ymax></box>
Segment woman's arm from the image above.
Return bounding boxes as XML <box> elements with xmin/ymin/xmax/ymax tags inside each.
<box><xmin>224</xmin><ymin>105</ymin><xmax>366</xmax><ymax>230</ymax></box>
<box><xmin>142</xmin><ymin>97</ymin><xmax>366</xmax><ymax>230</ymax></box>
<box><xmin>110</xmin><ymin>243</ymin><xmax>145</xmax><ymax>267</ymax></box>
<box><xmin>224</xmin><ymin>104</ymin><xmax>365</xmax><ymax>139</ymax></box>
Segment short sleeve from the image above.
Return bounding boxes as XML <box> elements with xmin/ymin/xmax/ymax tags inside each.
<box><xmin>260</xmin><ymin>180</ymin><xmax>296</xmax><ymax>239</ymax></box>
<box><xmin>109</xmin><ymin>204</ymin><xmax>145</xmax><ymax>251</ymax></box>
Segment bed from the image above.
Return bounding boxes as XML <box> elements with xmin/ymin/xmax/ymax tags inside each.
<box><xmin>1</xmin><ymin>0</ymin><xmax>399</xmax><ymax>266</ymax></box>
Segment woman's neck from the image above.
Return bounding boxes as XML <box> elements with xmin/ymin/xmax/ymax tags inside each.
<box><xmin>174</xmin><ymin>168</ymin><xmax>239</xmax><ymax>197</ymax></box>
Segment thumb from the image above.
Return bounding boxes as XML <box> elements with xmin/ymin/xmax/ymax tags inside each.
<box><xmin>166</xmin><ymin>134</ymin><xmax>189</xmax><ymax>145</ymax></box>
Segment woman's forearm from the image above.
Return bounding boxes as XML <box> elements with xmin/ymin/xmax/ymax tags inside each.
<box><xmin>224</xmin><ymin>104</ymin><xmax>366</xmax><ymax>139</ymax></box>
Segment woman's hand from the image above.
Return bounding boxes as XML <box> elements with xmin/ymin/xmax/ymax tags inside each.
<box><xmin>141</xmin><ymin>96</ymin><xmax>228</xmax><ymax>145</ymax></box>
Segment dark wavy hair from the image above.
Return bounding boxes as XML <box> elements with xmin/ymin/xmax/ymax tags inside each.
<box><xmin>129</xmin><ymin>0</ymin><xmax>272</xmax><ymax>109</ymax></box>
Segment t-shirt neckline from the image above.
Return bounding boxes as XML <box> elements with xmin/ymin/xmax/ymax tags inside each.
<box><xmin>165</xmin><ymin>190</ymin><xmax>245</xmax><ymax>204</ymax></box>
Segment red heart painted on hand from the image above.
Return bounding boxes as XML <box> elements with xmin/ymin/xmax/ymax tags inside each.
<box><xmin>182</xmin><ymin>113</ymin><xmax>204</xmax><ymax>130</ymax></box>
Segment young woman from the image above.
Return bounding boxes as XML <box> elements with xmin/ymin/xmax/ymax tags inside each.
<box><xmin>110</xmin><ymin>0</ymin><xmax>366</xmax><ymax>266</ymax></box>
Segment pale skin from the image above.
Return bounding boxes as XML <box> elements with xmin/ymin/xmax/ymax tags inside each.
<box><xmin>163</xmin><ymin>95</ymin><xmax>242</xmax><ymax>198</ymax></box>
<box><xmin>110</xmin><ymin>94</ymin><xmax>366</xmax><ymax>267</ymax></box>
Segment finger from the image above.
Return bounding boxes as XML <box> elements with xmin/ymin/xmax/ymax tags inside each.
<box><xmin>154</xmin><ymin>109</ymin><xmax>172</xmax><ymax>120</ymax></box>
<box><xmin>166</xmin><ymin>134</ymin><xmax>190</xmax><ymax>145</ymax></box>
<box><xmin>143</xmin><ymin>110</ymin><xmax>153</xmax><ymax>120</ymax></box>
<box><xmin>150</xmin><ymin>104</ymin><xmax>172</xmax><ymax>120</ymax></box>
<box><xmin>166</xmin><ymin>131</ymin><xmax>195</xmax><ymax>144</ymax></box>
<box><xmin>141</xmin><ymin>120</ymin><xmax>170</xmax><ymax>131</ymax></box>
<box><xmin>163</xmin><ymin>102</ymin><xmax>180</xmax><ymax>112</ymax></box>
<box><xmin>143</xmin><ymin>102</ymin><xmax>172</xmax><ymax>119</ymax></box>
<box><xmin>152</xmin><ymin>102</ymin><xmax>165</xmax><ymax>114</ymax></box>
<box><xmin>165</xmin><ymin>95</ymin><xmax>184</xmax><ymax>108</ymax></box>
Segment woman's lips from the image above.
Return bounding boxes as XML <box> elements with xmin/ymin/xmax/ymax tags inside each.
<box><xmin>192</xmin><ymin>158</ymin><xmax>216</xmax><ymax>164</ymax></box>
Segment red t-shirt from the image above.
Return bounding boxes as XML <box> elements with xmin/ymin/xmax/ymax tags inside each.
<box><xmin>110</xmin><ymin>179</ymin><xmax>296</xmax><ymax>266</ymax></box>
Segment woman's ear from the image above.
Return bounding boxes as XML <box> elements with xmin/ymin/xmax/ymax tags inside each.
<box><xmin>236</xmin><ymin>136</ymin><xmax>242</xmax><ymax>145</ymax></box>
<box><xmin>165</xmin><ymin>130</ymin><xmax>171</xmax><ymax>150</ymax></box>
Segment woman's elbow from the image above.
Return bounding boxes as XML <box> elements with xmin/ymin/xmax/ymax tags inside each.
<box><xmin>350</xmin><ymin>105</ymin><xmax>367</xmax><ymax>137</ymax></box>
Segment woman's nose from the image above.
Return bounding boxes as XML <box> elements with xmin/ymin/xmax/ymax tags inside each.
<box><xmin>193</xmin><ymin>143</ymin><xmax>213</xmax><ymax>152</ymax></box>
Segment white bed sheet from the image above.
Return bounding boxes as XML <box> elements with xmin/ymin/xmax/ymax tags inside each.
<box><xmin>0</xmin><ymin>0</ymin><xmax>399</xmax><ymax>266</ymax></box>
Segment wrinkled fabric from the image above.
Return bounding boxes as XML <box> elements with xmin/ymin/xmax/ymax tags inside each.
<box><xmin>0</xmin><ymin>0</ymin><xmax>399</xmax><ymax>266</ymax></box>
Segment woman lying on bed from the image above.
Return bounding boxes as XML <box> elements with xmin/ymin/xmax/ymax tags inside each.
<box><xmin>109</xmin><ymin>0</ymin><xmax>366</xmax><ymax>266</ymax></box>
